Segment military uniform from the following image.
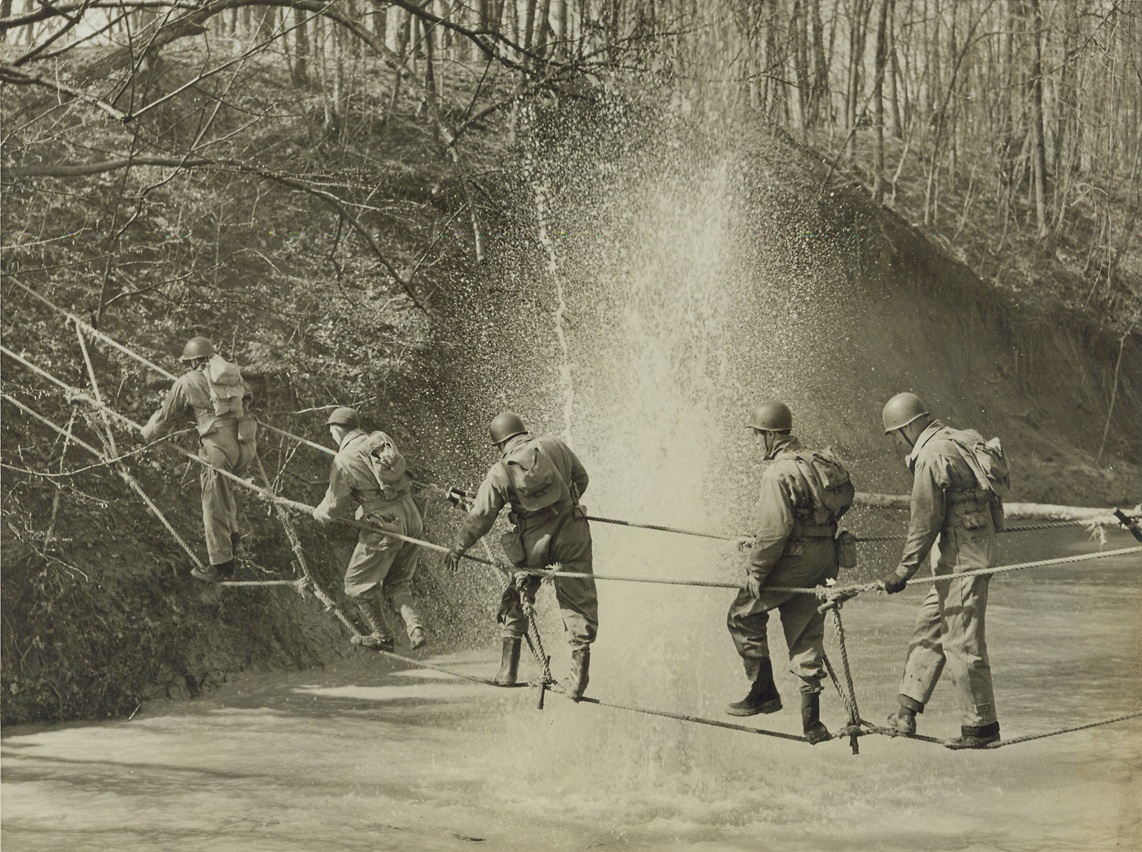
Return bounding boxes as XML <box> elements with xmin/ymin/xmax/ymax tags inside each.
<box><xmin>313</xmin><ymin>429</ymin><xmax>424</xmax><ymax>639</ymax></box>
<box><xmin>453</xmin><ymin>433</ymin><xmax>597</xmax><ymax>650</ymax></box>
<box><xmin>727</xmin><ymin>438</ymin><xmax>845</xmax><ymax>693</ymax></box>
<box><xmin>142</xmin><ymin>367</ymin><xmax>256</xmax><ymax>569</ymax></box>
<box><xmin>885</xmin><ymin>420</ymin><xmax>999</xmax><ymax>733</ymax></box>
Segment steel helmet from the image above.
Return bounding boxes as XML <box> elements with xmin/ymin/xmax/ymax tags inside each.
<box><xmin>882</xmin><ymin>392</ymin><xmax>929</xmax><ymax>433</ymax></box>
<box><xmin>326</xmin><ymin>407</ymin><xmax>360</xmax><ymax>429</ymax></box>
<box><xmin>489</xmin><ymin>411</ymin><xmax>527</xmax><ymax>445</ymax></box>
<box><xmin>179</xmin><ymin>336</ymin><xmax>215</xmax><ymax>362</ymax></box>
<box><xmin>748</xmin><ymin>400</ymin><xmax>793</xmax><ymax>432</ymax></box>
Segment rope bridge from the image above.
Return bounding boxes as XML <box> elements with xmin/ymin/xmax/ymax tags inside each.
<box><xmin>3</xmin><ymin>306</ymin><xmax>1141</xmax><ymax>755</ymax></box>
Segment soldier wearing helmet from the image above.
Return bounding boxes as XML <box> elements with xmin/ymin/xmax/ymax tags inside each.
<box><xmin>879</xmin><ymin>392</ymin><xmax>1003</xmax><ymax>750</ymax></box>
<box><xmin>444</xmin><ymin>411</ymin><xmax>597</xmax><ymax>699</ymax></box>
<box><xmin>141</xmin><ymin>336</ymin><xmax>257</xmax><ymax>582</ymax></box>
<box><xmin>311</xmin><ymin>407</ymin><xmax>426</xmax><ymax>653</ymax></box>
<box><xmin>725</xmin><ymin>400</ymin><xmax>854</xmax><ymax>745</ymax></box>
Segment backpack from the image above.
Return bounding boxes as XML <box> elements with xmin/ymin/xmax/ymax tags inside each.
<box><xmin>365</xmin><ymin>432</ymin><xmax>410</xmax><ymax>499</ymax></box>
<box><xmin>948</xmin><ymin>429</ymin><xmax>1010</xmax><ymax>530</ymax></box>
<box><xmin>501</xmin><ymin>438</ymin><xmax>570</xmax><ymax>513</ymax></box>
<box><xmin>791</xmin><ymin>449</ymin><xmax>855</xmax><ymax>522</ymax></box>
<box><xmin>205</xmin><ymin>354</ymin><xmax>244</xmax><ymax>417</ymax></box>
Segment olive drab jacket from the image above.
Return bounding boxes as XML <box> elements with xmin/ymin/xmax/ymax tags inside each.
<box><xmin>313</xmin><ymin>429</ymin><xmax>419</xmax><ymax>527</ymax></box>
<box><xmin>453</xmin><ymin>433</ymin><xmax>588</xmax><ymax>552</ymax></box>
<box><xmin>747</xmin><ymin>437</ymin><xmax>848</xmax><ymax>582</ymax></box>
<box><xmin>892</xmin><ymin>420</ymin><xmax>996</xmax><ymax>582</ymax></box>
<box><xmin>141</xmin><ymin>366</ymin><xmax>253</xmax><ymax>443</ymax></box>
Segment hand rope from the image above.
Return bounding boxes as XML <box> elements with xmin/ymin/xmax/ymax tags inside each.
<box><xmin>4</xmin><ymin>345</ymin><xmax>1140</xmax><ymax>600</ymax></box>
<box><xmin>7</xmin><ymin>289</ymin><xmax>1133</xmax><ymax>547</ymax></box>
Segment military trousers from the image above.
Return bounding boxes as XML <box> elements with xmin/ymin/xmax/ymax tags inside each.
<box><xmin>500</xmin><ymin>512</ymin><xmax>598</xmax><ymax>650</ymax></box>
<box><xmin>898</xmin><ymin>523</ymin><xmax>998</xmax><ymax>728</ymax></box>
<box><xmin>726</xmin><ymin>538</ymin><xmax>834</xmax><ymax>693</ymax></box>
<box><xmin>343</xmin><ymin>502</ymin><xmax>424</xmax><ymax>638</ymax></box>
<box><xmin>198</xmin><ymin>425</ymin><xmax>256</xmax><ymax>567</ymax></box>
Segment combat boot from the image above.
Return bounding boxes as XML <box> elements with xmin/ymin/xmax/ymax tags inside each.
<box><xmin>351</xmin><ymin>588</ymin><xmax>395</xmax><ymax>652</ymax></box>
<box><xmin>214</xmin><ymin>559</ymin><xmax>236</xmax><ymax>580</ymax></box>
<box><xmin>944</xmin><ymin>721</ymin><xmax>1000</xmax><ymax>750</ymax></box>
<box><xmin>494</xmin><ymin>637</ymin><xmax>521</xmax><ymax>686</ymax></box>
<box><xmin>885</xmin><ymin>706</ymin><xmax>918</xmax><ymax>736</ymax></box>
<box><xmin>566</xmin><ymin>648</ymin><xmax>590</xmax><ymax>702</ymax></box>
<box><xmin>409</xmin><ymin>626</ymin><xmax>427</xmax><ymax>650</ymax></box>
<box><xmin>725</xmin><ymin>657</ymin><xmax>782</xmax><ymax>717</ymax></box>
<box><xmin>800</xmin><ymin>692</ymin><xmax>831</xmax><ymax>745</ymax></box>
<box><xmin>191</xmin><ymin>563</ymin><xmax>221</xmax><ymax>583</ymax></box>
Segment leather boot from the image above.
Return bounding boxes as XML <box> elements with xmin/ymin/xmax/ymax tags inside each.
<box><xmin>191</xmin><ymin>563</ymin><xmax>221</xmax><ymax>583</ymax></box>
<box><xmin>800</xmin><ymin>692</ymin><xmax>831</xmax><ymax>745</ymax></box>
<box><xmin>351</xmin><ymin>589</ymin><xmax>394</xmax><ymax>652</ymax></box>
<box><xmin>409</xmin><ymin>626</ymin><xmax>427</xmax><ymax>650</ymax></box>
<box><xmin>566</xmin><ymin>648</ymin><xmax>590</xmax><ymax>701</ymax></box>
<box><xmin>944</xmin><ymin>721</ymin><xmax>1000</xmax><ymax>750</ymax></box>
<box><xmin>494</xmin><ymin>637</ymin><xmax>521</xmax><ymax>686</ymax></box>
<box><xmin>886</xmin><ymin>706</ymin><xmax>918</xmax><ymax>735</ymax></box>
<box><xmin>725</xmin><ymin>657</ymin><xmax>782</xmax><ymax>716</ymax></box>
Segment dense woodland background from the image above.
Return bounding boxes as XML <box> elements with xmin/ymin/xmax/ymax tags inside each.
<box><xmin>2</xmin><ymin>0</ymin><xmax>1140</xmax><ymax>723</ymax></box>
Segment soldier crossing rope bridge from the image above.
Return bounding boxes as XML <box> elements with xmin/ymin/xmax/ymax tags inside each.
<box><xmin>1</xmin><ymin>300</ymin><xmax>1140</xmax><ymax>755</ymax></box>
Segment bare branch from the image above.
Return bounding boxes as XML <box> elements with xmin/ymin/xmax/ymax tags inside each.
<box><xmin>0</xmin><ymin>64</ymin><xmax>128</xmax><ymax>121</ymax></box>
<box><xmin>8</xmin><ymin>151</ymin><xmax>424</xmax><ymax>309</ymax></box>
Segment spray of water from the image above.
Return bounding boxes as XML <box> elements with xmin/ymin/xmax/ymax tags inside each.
<box><xmin>532</xmin><ymin>174</ymin><xmax>576</xmax><ymax>444</ymax></box>
<box><xmin>436</xmin><ymin>29</ymin><xmax>884</xmax><ymax>797</ymax></box>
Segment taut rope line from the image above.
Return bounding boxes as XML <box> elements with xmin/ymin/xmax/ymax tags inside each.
<box><xmin>8</xmin><ymin>278</ymin><xmax>1135</xmax><ymax>542</ymax></box>
<box><xmin>5</xmin><ymin>342</ymin><xmax>1141</xmax><ymax>598</ymax></box>
<box><xmin>5</xmin><ymin>338</ymin><xmax>1141</xmax><ymax>751</ymax></box>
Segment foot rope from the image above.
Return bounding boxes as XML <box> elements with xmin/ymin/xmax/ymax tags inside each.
<box><xmin>4</xmin><ymin>310</ymin><xmax>1141</xmax><ymax>752</ymax></box>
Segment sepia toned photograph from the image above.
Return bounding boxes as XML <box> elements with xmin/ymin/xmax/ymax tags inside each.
<box><xmin>2</xmin><ymin>1</ymin><xmax>1139</xmax><ymax>849</ymax></box>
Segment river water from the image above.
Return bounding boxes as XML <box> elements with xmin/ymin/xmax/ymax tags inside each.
<box><xmin>4</xmin><ymin>526</ymin><xmax>1139</xmax><ymax>851</ymax></box>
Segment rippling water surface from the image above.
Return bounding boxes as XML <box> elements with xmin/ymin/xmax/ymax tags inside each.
<box><xmin>4</xmin><ymin>527</ymin><xmax>1139</xmax><ymax>851</ymax></box>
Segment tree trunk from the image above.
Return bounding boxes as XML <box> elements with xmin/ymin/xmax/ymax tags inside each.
<box><xmin>809</xmin><ymin>0</ymin><xmax>829</xmax><ymax>126</ymax></box>
<box><xmin>873</xmin><ymin>0</ymin><xmax>889</xmax><ymax>202</ymax></box>
<box><xmin>1026</xmin><ymin>0</ymin><xmax>1049</xmax><ymax>238</ymax></box>
<box><xmin>887</xmin><ymin>0</ymin><xmax>901</xmax><ymax>137</ymax></box>
<box><xmin>535</xmin><ymin>0</ymin><xmax>553</xmax><ymax>59</ymax></box>
<box><xmin>790</xmin><ymin>0</ymin><xmax>811</xmax><ymax>131</ymax></box>
<box><xmin>292</xmin><ymin>8</ymin><xmax>309</xmax><ymax>86</ymax></box>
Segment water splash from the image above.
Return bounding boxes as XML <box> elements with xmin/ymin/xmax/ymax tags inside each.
<box><xmin>532</xmin><ymin>174</ymin><xmax>576</xmax><ymax>444</ymax></box>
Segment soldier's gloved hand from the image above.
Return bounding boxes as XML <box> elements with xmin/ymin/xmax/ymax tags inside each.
<box><xmin>443</xmin><ymin>547</ymin><xmax>464</xmax><ymax>572</ymax></box>
<box><xmin>745</xmin><ymin>574</ymin><xmax>764</xmax><ymax>599</ymax></box>
<box><xmin>735</xmin><ymin>535</ymin><xmax>754</xmax><ymax>553</ymax></box>
<box><xmin>882</xmin><ymin>573</ymin><xmax>908</xmax><ymax>594</ymax></box>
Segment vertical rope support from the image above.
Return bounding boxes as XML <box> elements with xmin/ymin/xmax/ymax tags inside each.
<box><xmin>46</xmin><ymin>407</ymin><xmax>78</xmax><ymax>543</ymax></box>
<box><xmin>252</xmin><ymin>454</ymin><xmax>362</xmax><ymax>639</ymax></box>
<box><xmin>74</xmin><ymin>323</ymin><xmax>119</xmax><ymax>456</ymax></box>
<box><xmin>522</xmin><ymin>599</ymin><xmax>554</xmax><ymax>685</ymax></box>
<box><xmin>829</xmin><ymin>604</ymin><xmax>863</xmax><ymax>755</ymax></box>
<box><xmin>2</xmin><ymin>393</ymin><xmax>205</xmax><ymax>572</ymax></box>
